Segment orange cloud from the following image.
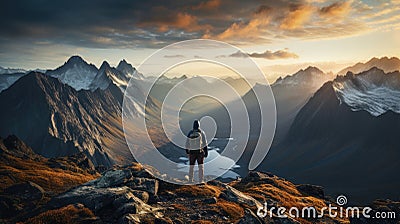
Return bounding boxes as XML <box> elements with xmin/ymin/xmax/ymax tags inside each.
<box><xmin>319</xmin><ymin>1</ymin><xmax>352</xmax><ymax>18</ymax></box>
<box><xmin>205</xmin><ymin>10</ymin><xmax>270</xmax><ymax>42</ymax></box>
<box><xmin>139</xmin><ymin>9</ymin><xmax>210</xmax><ymax>32</ymax></box>
<box><xmin>280</xmin><ymin>5</ymin><xmax>315</xmax><ymax>30</ymax></box>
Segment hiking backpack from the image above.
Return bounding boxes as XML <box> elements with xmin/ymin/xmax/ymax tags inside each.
<box><xmin>188</xmin><ymin>129</ymin><xmax>203</xmax><ymax>151</ymax></box>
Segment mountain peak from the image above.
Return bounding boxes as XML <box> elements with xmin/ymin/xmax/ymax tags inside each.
<box><xmin>273</xmin><ymin>66</ymin><xmax>330</xmax><ymax>87</ymax></box>
<box><xmin>100</xmin><ymin>61</ymin><xmax>111</xmax><ymax>70</ymax></box>
<box><xmin>304</xmin><ymin>66</ymin><xmax>323</xmax><ymax>73</ymax></box>
<box><xmin>46</xmin><ymin>56</ymin><xmax>99</xmax><ymax>91</ymax></box>
<box><xmin>66</xmin><ymin>55</ymin><xmax>87</xmax><ymax>65</ymax></box>
<box><xmin>117</xmin><ymin>59</ymin><xmax>129</xmax><ymax>69</ymax></box>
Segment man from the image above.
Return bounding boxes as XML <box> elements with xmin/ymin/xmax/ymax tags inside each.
<box><xmin>185</xmin><ymin>120</ymin><xmax>208</xmax><ymax>183</ymax></box>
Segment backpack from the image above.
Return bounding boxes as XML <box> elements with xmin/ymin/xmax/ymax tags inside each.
<box><xmin>188</xmin><ymin>129</ymin><xmax>203</xmax><ymax>151</ymax></box>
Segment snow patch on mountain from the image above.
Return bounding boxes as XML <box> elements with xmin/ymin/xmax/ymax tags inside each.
<box><xmin>46</xmin><ymin>56</ymin><xmax>98</xmax><ymax>91</ymax></box>
<box><xmin>333</xmin><ymin>68</ymin><xmax>400</xmax><ymax>116</ymax></box>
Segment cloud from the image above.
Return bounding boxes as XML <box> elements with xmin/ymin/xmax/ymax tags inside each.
<box><xmin>280</xmin><ymin>4</ymin><xmax>315</xmax><ymax>30</ymax></box>
<box><xmin>228</xmin><ymin>49</ymin><xmax>299</xmax><ymax>60</ymax></box>
<box><xmin>319</xmin><ymin>1</ymin><xmax>351</xmax><ymax>18</ymax></box>
<box><xmin>0</xmin><ymin>0</ymin><xmax>397</xmax><ymax>50</ymax></box>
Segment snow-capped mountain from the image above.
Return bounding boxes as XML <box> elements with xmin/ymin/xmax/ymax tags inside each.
<box><xmin>90</xmin><ymin>61</ymin><xmax>120</xmax><ymax>90</ymax></box>
<box><xmin>116</xmin><ymin>59</ymin><xmax>144</xmax><ymax>80</ymax></box>
<box><xmin>46</xmin><ymin>56</ymin><xmax>98</xmax><ymax>91</ymax></box>
<box><xmin>273</xmin><ymin>66</ymin><xmax>333</xmax><ymax>88</ymax></box>
<box><xmin>0</xmin><ymin>66</ymin><xmax>26</xmax><ymax>74</ymax></box>
<box><xmin>333</xmin><ymin>67</ymin><xmax>400</xmax><ymax>116</ymax></box>
<box><xmin>0</xmin><ymin>72</ymin><xmax>129</xmax><ymax>167</ymax></box>
<box><xmin>261</xmin><ymin>68</ymin><xmax>400</xmax><ymax>202</ymax></box>
<box><xmin>338</xmin><ymin>56</ymin><xmax>400</xmax><ymax>76</ymax></box>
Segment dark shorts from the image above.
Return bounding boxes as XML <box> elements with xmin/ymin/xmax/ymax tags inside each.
<box><xmin>189</xmin><ymin>151</ymin><xmax>204</xmax><ymax>165</ymax></box>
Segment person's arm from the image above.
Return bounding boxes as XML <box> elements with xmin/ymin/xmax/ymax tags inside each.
<box><xmin>185</xmin><ymin>131</ymin><xmax>192</xmax><ymax>154</ymax></box>
<box><xmin>201</xmin><ymin>131</ymin><xmax>208</xmax><ymax>157</ymax></box>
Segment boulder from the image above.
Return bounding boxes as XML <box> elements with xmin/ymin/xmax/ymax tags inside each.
<box><xmin>50</xmin><ymin>185</ymin><xmax>157</xmax><ymax>214</ymax></box>
<box><xmin>88</xmin><ymin>169</ymin><xmax>132</xmax><ymax>188</ymax></box>
<box><xmin>127</xmin><ymin>178</ymin><xmax>159</xmax><ymax>197</ymax></box>
<box><xmin>237</xmin><ymin>208</ymin><xmax>263</xmax><ymax>224</ymax></box>
<box><xmin>220</xmin><ymin>185</ymin><xmax>262</xmax><ymax>208</ymax></box>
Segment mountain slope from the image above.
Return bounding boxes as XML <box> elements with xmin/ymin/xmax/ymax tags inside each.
<box><xmin>0</xmin><ymin>72</ymin><xmax>131</xmax><ymax>167</ymax></box>
<box><xmin>0</xmin><ymin>135</ymin><xmax>98</xmax><ymax>220</ymax></box>
<box><xmin>262</xmin><ymin>68</ymin><xmax>400</xmax><ymax>203</ymax></box>
<box><xmin>266</xmin><ymin>66</ymin><xmax>333</xmax><ymax>143</ymax></box>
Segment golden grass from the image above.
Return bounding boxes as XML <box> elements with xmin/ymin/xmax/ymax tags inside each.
<box><xmin>173</xmin><ymin>184</ymin><xmax>223</xmax><ymax>198</ymax></box>
<box><xmin>171</xmin><ymin>203</ymin><xmax>189</xmax><ymax>211</ymax></box>
<box><xmin>232</xmin><ymin>176</ymin><xmax>350</xmax><ymax>223</ymax></box>
<box><xmin>191</xmin><ymin>220</ymin><xmax>214</xmax><ymax>224</ymax></box>
<box><xmin>0</xmin><ymin>153</ymin><xmax>98</xmax><ymax>193</ymax></box>
<box><xmin>21</xmin><ymin>204</ymin><xmax>95</xmax><ymax>224</ymax></box>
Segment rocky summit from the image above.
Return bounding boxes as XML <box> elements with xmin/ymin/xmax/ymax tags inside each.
<box><xmin>0</xmin><ymin>136</ymin><xmax>399</xmax><ymax>223</ymax></box>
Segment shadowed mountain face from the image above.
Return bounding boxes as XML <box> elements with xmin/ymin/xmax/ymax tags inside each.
<box><xmin>0</xmin><ymin>72</ymin><xmax>130</xmax><ymax>167</ymax></box>
<box><xmin>262</xmin><ymin>68</ymin><xmax>400</xmax><ymax>203</ymax></box>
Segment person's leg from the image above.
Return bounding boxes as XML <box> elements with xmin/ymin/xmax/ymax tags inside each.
<box><xmin>189</xmin><ymin>153</ymin><xmax>196</xmax><ymax>182</ymax></box>
<box><xmin>197</xmin><ymin>153</ymin><xmax>204</xmax><ymax>183</ymax></box>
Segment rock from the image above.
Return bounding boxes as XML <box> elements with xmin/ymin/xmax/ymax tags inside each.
<box><xmin>50</xmin><ymin>186</ymin><xmax>157</xmax><ymax>214</ymax></box>
<box><xmin>220</xmin><ymin>185</ymin><xmax>262</xmax><ymax>208</ymax></box>
<box><xmin>119</xmin><ymin>213</ymin><xmax>141</xmax><ymax>224</ymax></box>
<box><xmin>127</xmin><ymin>178</ymin><xmax>159</xmax><ymax>197</ymax></box>
<box><xmin>241</xmin><ymin>171</ymin><xmax>276</xmax><ymax>185</ymax></box>
<box><xmin>4</xmin><ymin>181</ymin><xmax>44</xmax><ymax>201</ymax></box>
<box><xmin>237</xmin><ymin>208</ymin><xmax>263</xmax><ymax>224</ymax></box>
<box><xmin>131</xmin><ymin>190</ymin><xmax>149</xmax><ymax>203</ymax></box>
<box><xmin>88</xmin><ymin>169</ymin><xmax>132</xmax><ymax>188</ymax></box>
<box><xmin>203</xmin><ymin>197</ymin><xmax>218</xmax><ymax>204</ymax></box>
<box><xmin>296</xmin><ymin>184</ymin><xmax>324</xmax><ymax>198</ymax></box>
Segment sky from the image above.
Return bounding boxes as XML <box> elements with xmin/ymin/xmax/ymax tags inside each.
<box><xmin>0</xmin><ymin>0</ymin><xmax>399</xmax><ymax>81</ymax></box>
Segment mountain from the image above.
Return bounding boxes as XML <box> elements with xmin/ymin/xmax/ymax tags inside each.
<box><xmin>338</xmin><ymin>56</ymin><xmax>400</xmax><ymax>76</ymax></box>
<box><xmin>0</xmin><ymin>66</ymin><xmax>26</xmax><ymax>74</ymax></box>
<box><xmin>0</xmin><ymin>135</ymin><xmax>98</xmax><ymax>220</ymax></box>
<box><xmin>334</xmin><ymin>67</ymin><xmax>400</xmax><ymax>116</ymax></box>
<box><xmin>46</xmin><ymin>56</ymin><xmax>98</xmax><ymax>91</ymax></box>
<box><xmin>0</xmin><ymin>72</ymin><xmax>26</xmax><ymax>93</ymax></box>
<box><xmin>273</xmin><ymin>66</ymin><xmax>332</xmax><ymax>89</ymax></box>
<box><xmin>262</xmin><ymin>68</ymin><xmax>400</xmax><ymax>203</ymax></box>
<box><xmin>0</xmin><ymin>72</ymin><xmax>131</xmax><ymax>167</ymax></box>
<box><xmin>271</xmin><ymin>66</ymin><xmax>334</xmax><ymax>143</ymax></box>
<box><xmin>117</xmin><ymin>59</ymin><xmax>144</xmax><ymax>80</ymax></box>
<box><xmin>90</xmin><ymin>61</ymin><xmax>124</xmax><ymax>90</ymax></box>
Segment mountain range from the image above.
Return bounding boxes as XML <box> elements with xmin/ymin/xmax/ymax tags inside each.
<box><xmin>262</xmin><ymin>67</ymin><xmax>400</xmax><ymax>203</ymax></box>
<box><xmin>0</xmin><ymin>55</ymin><xmax>399</xmax><ymax>204</ymax></box>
